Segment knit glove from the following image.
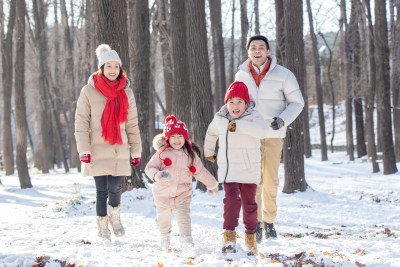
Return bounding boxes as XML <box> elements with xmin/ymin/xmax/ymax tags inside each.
<box><xmin>131</xmin><ymin>157</ymin><xmax>141</xmax><ymax>166</ymax></box>
<box><xmin>79</xmin><ymin>153</ymin><xmax>91</xmax><ymax>163</ymax></box>
<box><xmin>270</xmin><ymin>117</ymin><xmax>284</xmax><ymax>130</ymax></box>
<box><xmin>154</xmin><ymin>170</ymin><xmax>172</xmax><ymax>182</ymax></box>
<box><xmin>228</xmin><ymin>121</ymin><xmax>236</xmax><ymax>132</ymax></box>
<box><xmin>207</xmin><ymin>183</ymin><xmax>220</xmax><ymax>196</ymax></box>
<box><xmin>206</xmin><ymin>155</ymin><xmax>216</xmax><ymax>163</ymax></box>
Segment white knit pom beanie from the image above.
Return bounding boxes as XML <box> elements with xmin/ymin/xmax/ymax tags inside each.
<box><xmin>95</xmin><ymin>44</ymin><xmax>122</xmax><ymax>69</ymax></box>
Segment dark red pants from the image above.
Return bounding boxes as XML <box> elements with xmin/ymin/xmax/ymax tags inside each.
<box><xmin>223</xmin><ymin>182</ymin><xmax>258</xmax><ymax>234</ymax></box>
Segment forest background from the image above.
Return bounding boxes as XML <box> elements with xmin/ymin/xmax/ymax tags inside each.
<box><xmin>0</xmin><ymin>0</ymin><xmax>399</xmax><ymax>193</ymax></box>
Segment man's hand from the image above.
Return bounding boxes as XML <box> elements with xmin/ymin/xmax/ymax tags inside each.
<box><xmin>270</xmin><ymin>117</ymin><xmax>284</xmax><ymax>130</ymax></box>
<box><xmin>79</xmin><ymin>153</ymin><xmax>91</xmax><ymax>163</ymax></box>
<box><xmin>131</xmin><ymin>157</ymin><xmax>141</xmax><ymax>166</ymax></box>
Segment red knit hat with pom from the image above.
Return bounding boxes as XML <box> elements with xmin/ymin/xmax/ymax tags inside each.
<box><xmin>224</xmin><ymin>81</ymin><xmax>250</xmax><ymax>104</ymax></box>
<box><xmin>159</xmin><ymin>115</ymin><xmax>196</xmax><ymax>173</ymax></box>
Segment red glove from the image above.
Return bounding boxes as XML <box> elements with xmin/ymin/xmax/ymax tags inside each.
<box><xmin>79</xmin><ymin>153</ymin><xmax>91</xmax><ymax>163</ymax></box>
<box><xmin>131</xmin><ymin>157</ymin><xmax>141</xmax><ymax>166</ymax></box>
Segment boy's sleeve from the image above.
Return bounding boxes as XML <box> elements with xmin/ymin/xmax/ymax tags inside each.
<box><xmin>144</xmin><ymin>152</ymin><xmax>162</xmax><ymax>181</ymax></box>
<box><xmin>203</xmin><ymin>118</ymin><xmax>219</xmax><ymax>158</ymax></box>
<box><xmin>235</xmin><ymin>111</ymin><xmax>269</xmax><ymax>139</ymax></box>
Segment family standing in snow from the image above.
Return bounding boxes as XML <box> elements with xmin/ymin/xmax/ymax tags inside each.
<box><xmin>74</xmin><ymin>33</ymin><xmax>304</xmax><ymax>255</ymax></box>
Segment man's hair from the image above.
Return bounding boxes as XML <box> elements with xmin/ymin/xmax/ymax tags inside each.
<box><xmin>246</xmin><ymin>35</ymin><xmax>270</xmax><ymax>50</ymax></box>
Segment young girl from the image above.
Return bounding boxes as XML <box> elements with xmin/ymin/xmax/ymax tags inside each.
<box><xmin>75</xmin><ymin>44</ymin><xmax>142</xmax><ymax>240</ymax></box>
<box><xmin>204</xmin><ymin>81</ymin><xmax>268</xmax><ymax>255</ymax></box>
<box><xmin>145</xmin><ymin>115</ymin><xmax>219</xmax><ymax>253</ymax></box>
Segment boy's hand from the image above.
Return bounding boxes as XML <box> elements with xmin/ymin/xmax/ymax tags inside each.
<box><xmin>228</xmin><ymin>121</ymin><xmax>236</xmax><ymax>132</ymax></box>
<box><xmin>206</xmin><ymin>155</ymin><xmax>216</xmax><ymax>163</ymax></box>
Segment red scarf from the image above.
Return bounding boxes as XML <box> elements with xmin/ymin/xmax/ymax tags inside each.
<box><xmin>248</xmin><ymin>57</ymin><xmax>272</xmax><ymax>87</ymax></box>
<box><xmin>93</xmin><ymin>73</ymin><xmax>129</xmax><ymax>145</ymax></box>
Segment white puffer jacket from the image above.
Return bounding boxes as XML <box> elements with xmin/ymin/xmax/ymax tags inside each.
<box><xmin>235</xmin><ymin>56</ymin><xmax>304</xmax><ymax>138</ymax></box>
<box><xmin>204</xmin><ymin>102</ymin><xmax>268</xmax><ymax>184</ymax></box>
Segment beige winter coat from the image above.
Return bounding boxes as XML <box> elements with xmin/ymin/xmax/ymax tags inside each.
<box><xmin>75</xmin><ymin>73</ymin><xmax>142</xmax><ymax>177</ymax></box>
<box><xmin>235</xmin><ymin>56</ymin><xmax>304</xmax><ymax>138</ymax></box>
<box><xmin>204</xmin><ymin>102</ymin><xmax>268</xmax><ymax>184</ymax></box>
<box><xmin>145</xmin><ymin>134</ymin><xmax>217</xmax><ymax>209</ymax></box>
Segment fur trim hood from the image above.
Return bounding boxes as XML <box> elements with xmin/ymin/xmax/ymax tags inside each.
<box><xmin>152</xmin><ymin>133</ymin><xmax>167</xmax><ymax>151</ymax></box>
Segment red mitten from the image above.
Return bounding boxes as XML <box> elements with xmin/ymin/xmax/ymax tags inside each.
<box><xmin>131</xmin><ymin>157</ymin><xmax>141</xmax><ymax>166</ymax></box>
<box><xmin>79</xmin><ymin>153</ymin><xmax>91</xmax><ymax>163</ymax></box>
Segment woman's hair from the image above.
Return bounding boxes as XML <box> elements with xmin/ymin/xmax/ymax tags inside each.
<box><xmin>166</xmin><ymin>139</ymin><xmax>201</xmax><ymax>166</ymax></box>
<box><xmin>98</xmin><ymin>66</ymin><xmax>127</xmax><ymax>80</ymax></box>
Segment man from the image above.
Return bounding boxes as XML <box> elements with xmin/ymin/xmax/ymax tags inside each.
<box><xmin>235</xmin><ymin>34</ymin><xmax>304</xmax><ymax>243</ymax></box>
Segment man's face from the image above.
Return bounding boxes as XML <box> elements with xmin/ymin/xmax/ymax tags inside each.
<box><xmin>247</xmin><ymin>39</ymin><xmax>270</xmax><ymax>68</ymax></box>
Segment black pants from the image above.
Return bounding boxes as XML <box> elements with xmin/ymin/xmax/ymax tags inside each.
<box><xmin>94</xmin><ymin>175</ymin><xmax>122</xmax><ymax>216</ymax></box>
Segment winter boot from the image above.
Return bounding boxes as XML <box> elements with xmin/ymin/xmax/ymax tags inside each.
<box><xmin>264</xmin><ymin>222</ymin><xmax>277</xmax><ymax>239</ymax></box>
<box><xmin>108</xmin><ymin>204</ymin><xmax>125</xmax><ymax>237</ymax></box>
<box><xmin>180</xmin><ymin>236</ymin><xmax>194</xmax><ymax>254</ymax></box>
<box><xmin>222</xmin><ymin>230</ymin><xmax>237</xmax><ymax>254</ymax></box>
<box><xmin>160</xmin><ymin>233</ymin><xmax>171</xmax><ymax>252</ymax></box>
<box><xmin>96</xmin><ymin>216</ymin><xmax>111</xmax><ymax>240</ymax></box>
<box><xmin>255</xmin><ymin>222</ymin><xmax>263</xmax><ymax>243</ymax></box>
<box><xmin>245</xmin><ymin>232</ymin><xmax>258</xmax><ymax>256</ymax></box>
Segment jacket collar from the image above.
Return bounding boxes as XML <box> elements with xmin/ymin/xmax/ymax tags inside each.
<box><xmin>238</xmin><ymin>55</ymin><xmax>277</xmax><ymax>74</ymax></box>
<box><xmin>216</xmin><ymin>100</ymin><xmax>256</xmax><ymax>120</ymax></box>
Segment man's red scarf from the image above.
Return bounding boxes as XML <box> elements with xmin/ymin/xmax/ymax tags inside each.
<box><xmin>248</xmin><ymin>56</ymin><xmax>272</xmax><ymax>87</ymax></box>
<box><xmin>93</xmin><ymin>73</ymin><xmax>129</xmax><ymax>145</ymax></box>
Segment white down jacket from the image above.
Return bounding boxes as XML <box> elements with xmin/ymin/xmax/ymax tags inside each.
<box><xmin>235</xmin><ymin>56</ymin><xmax>305</xmax><ymax>138</ymax></box>
<box><xmin>203</xmin><ymin>102</ymin><xmax>268</xmax><ymax>184</ymax></box>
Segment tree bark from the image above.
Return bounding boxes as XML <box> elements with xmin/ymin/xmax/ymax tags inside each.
<box><xmin>228</xmin><ymin>0</ymin><xmax>235</xmax><ymax>83</ymax></box>
<box><xmin>282</xmin><ymin>0</ymin><xmax>307</xmax><ymax>193</ymax></box>
<box><xmin>240</xmin><ymin>0</ymin><xmax>248</xmax><ymax>62</ymax></box>
<box><xmin>254</xmin><ymin>0</ymin><xmax>259</xmax><ymax>34</ymax></box>
<box><xmin>391</xmin><ymin>0</ymin><xmax>400</xmax><ymax>161</ymax></box>
<box><xmin>306</xmin><ymin>0</ymin><xmax>327</xmax><ymax>161</ymax></box>
<box><xmin>170</xmin><ymin>0</ymin><xmax>191</xmax><ymax>126</ymax></box>
<box><xmin>185</xmin><ymin>0</ymin><xmax>217</xmax><ymax>191</ymax></box>
<box><xmin>14</xmin><ymin>0</ymin><xmax>32</xmax><ymax>188</ymax></box>
<box><xmin>375</xmin><ymin>0</ymin><xmax>398</xmax><ymax>174</ymax></box>
<box><xmin>275</xmin><ymin>0</ymin><xmax>285</xmax><ymax>64</ymax></box>
<box><xmin>1</xmin><ymin>0</ymin><xmax>16</xmax><ymax>175</ymax></box>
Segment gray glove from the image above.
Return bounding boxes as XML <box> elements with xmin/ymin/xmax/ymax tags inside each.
<box><xmin>270</xmin><ymin>117</ymin><xmax>284</xmax><ymax>130</ymax></box>
<box><xmin>155</xmin><ymin>170</ymin><xmax>172</xmax><ymax>182</ymax></box>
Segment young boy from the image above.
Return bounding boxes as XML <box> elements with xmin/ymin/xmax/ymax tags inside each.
<box><xmin>204</xmin><ymin>81</ymin><xmax>268</xmax><ymax>255</ymax></box>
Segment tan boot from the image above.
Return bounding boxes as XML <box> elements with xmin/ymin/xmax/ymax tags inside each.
<box><xmin>222</xmin><ymin>230</ymin><xmax>237</xmax><ymax>254</ymax></box>
<box><xmin>245</xmin><ymin>232</ymin><xmax>258</xmax><ymax>256</ymax></box>
<box><xmin>96</xmin><ymin>216</ymin><xmax>111</xmax><ymax>240</ymax></box>
<box><xmin>108</xmin><ymin>204</ymin><xmax>125</xmax><ymax>237</ymax></box>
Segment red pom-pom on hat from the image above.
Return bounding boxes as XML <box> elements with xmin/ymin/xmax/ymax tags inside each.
<box><xmin>189</xmin><ymin>166</ymin><xmax>196</xmax><ymax>173</ymax></box>
<box><xmin>165</xmin><ymin>115</ymin><xmax>177</xmax><ymax>124</ymax></box>
<box><xmin>163</xmin><ymin>158</ymin><xmax>172</xmax><ymax>166</ymax></box>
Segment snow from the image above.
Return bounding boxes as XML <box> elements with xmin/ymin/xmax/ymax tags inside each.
<box><xmin>1</xmin><ymin>150</ymin><xmax>399</xmax><ymax>267</ymax></box>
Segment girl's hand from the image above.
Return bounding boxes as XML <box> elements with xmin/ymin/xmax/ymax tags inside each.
<box><xmin>207</xmin><ymin>183</ymin><xmax>219</xmax><ymax>196</ymax></box>
<box><xmin>155</xmin><ymin>170</ymin><xmax>172</xmax><ymax>182</ymax></box>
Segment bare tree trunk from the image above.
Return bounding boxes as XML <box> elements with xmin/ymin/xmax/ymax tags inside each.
<box><xmin>228</xmin><ymin>0</ymin><xmax>235</xmax><ymax>83</ymax></box>
<box><xmin>391</xmin><ymin>0</ymin><xmax>400</xmax><ymax>161</ymax></box>
<box><xmin>275</xmin><ymin>0</ymin><xmax>285</xmax><ymax>64</ymax></box>
<box><xmin>240</xmin><ymin>0</ymin><xmax>248</xmax><ymax>62</ymax></box>
<box><xmin>306</xmin><ymin>0</ymin><xmax>327</xmax><ymax>161</ymax></box>
<box><xmin>185</xmin><ymin>0</ymin><xmax>217</xmax><ymax>192</ymax></box>
<box><xmin>1</xmin><ymin>0</ymin><xmax>16</xmax><ymax>175</ymax></box>
<box><xmin>155</xmin><ymin>0</ymin><xmax>173</xmax><ymax>114</ymax></box>
<box><xmin>170</xmin><ymin>0</ymin><xmax>191</xmax><ymax>126</ymax></box>
<box><xmin>209</xmin><ymin>0</ymin><xmax>226</xmax><ymax>109</ymax></box>
<box><xmin>282</xmin><ymin>0</ymin><xmax>307</xmax><ymax>193</ymax></box>
<box><xmin>362</xmin><ymin>0</ymin><xmax>379</xmax><ymax>172</ymax></box>
<box><xmin>15</xmin><ymin>0</ymin><xmax>31</xmax><ymax>188</ymax></box>
<box><xmin>254</xmin><ymin>0</ymin><xmax>259</xmax><ymax>34</ymax></box>
<box><xmin>131</xmin><ymin>0</ymin><xmax>150</xmax><ymax>187</ymax></box>
<box><xmin>375</xmin><ymin>0</ymin><xmax>397</xmax><ymax>174</ymax></box>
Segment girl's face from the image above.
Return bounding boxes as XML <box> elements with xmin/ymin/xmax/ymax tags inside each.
<box><xmin>226</xmin><ymin>97</ymin><xmax>248</xmax><ymax>118</ymax></box>
<box><xmin>103</xmin><ymin>61</ymin><xmax>120</xmax><ymax>81</ymax></box>
<box><xmin>169</xmin><ymin>134</ymin><xmax>185</xmax><ymax>150</ymax></box>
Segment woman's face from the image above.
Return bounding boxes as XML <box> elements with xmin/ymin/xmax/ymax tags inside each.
<box><xmin>169</xmin><ymin>134</ymin><xmax>185</xmax><ymax>150</ymax></box>
<box><xmin>103</xmin><ymin>61</ymin><xmax>120</xmax><ymax>81</ymax></box>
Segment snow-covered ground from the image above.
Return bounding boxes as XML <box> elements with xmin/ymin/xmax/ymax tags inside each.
<box><xmin>1</xmin><ymin>149</ymin><xmax>399</xmax><ymax>267</ymax></box>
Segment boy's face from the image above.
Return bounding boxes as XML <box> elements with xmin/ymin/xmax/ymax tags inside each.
<box><xmin>169</xmin><ymin>134</ymin><xmax>185</xmax><ymax>150</ymax></box>
<box><xmin>226</xmin><ymin>97</ymin><xmax>248</xmax><ymax>119</ymax></box>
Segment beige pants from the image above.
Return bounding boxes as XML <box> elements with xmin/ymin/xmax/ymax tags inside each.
<box><xmin>255</xmin><ymin>138</ymin><xmax>284</xmax><ymax>224</ymax></box>
<box><xmin>156</xmin><ymin>201</ymin><xmax>191</xmax><ymax>237</ymax></box>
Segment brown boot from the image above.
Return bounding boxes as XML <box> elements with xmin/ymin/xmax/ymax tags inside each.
<box><xmin>222</xmin><ymin>230</ymin><xmax>237</xmax><ymax>254</ymax></box>
<box><xmin>96</xmin><ymin>216</ymin><xmax>111</xmax><ymax>240</ymax></box>
<box><xmin>245</xmin><ymin>232</ymin><xmax>258</xmax><ymax>256</ymax></box>
<box><xmin>108</xmin><ymin>204</ymin><xmax>125</xmax><ymax>237</ymax></box>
